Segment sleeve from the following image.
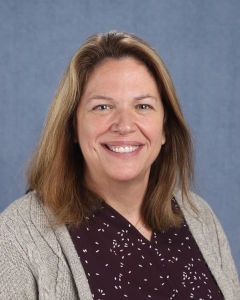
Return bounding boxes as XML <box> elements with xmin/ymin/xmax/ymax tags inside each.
<box><xmin>189</xmin><ymin>192</ymin><xmax>240</xmax><ymax>298</ymax></box>
<box><xmin>208</xmin><ymin>207</ymin><xmax>240</xmax><ymax>293</ymax></box>
<box><xmin>176</xmin><ymin>189</ymin><xmax>240</xmax><ymax>299</ymax></box>
<box><xmin>0</xmin><ymin>210</ymin><xmax>38</xmax><ymax>300</ymax></box>
<box><xmin>0</xmin><ymin>248</ymin><xmax>38</xmax><ymax>300</ymax></box>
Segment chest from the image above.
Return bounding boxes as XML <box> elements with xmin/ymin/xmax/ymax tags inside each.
<box><xmin>69</xmin><ymin>206</ymin><xmax>224</xmax><ymax>300</ymax></box>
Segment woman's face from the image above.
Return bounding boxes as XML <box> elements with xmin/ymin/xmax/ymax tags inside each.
<box><xmin>75</xmin><ymin>57</ymin><xmax>166</xmax><ymax>186</ymax></box>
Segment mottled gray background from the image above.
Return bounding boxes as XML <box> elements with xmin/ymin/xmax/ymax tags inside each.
<box><xmin>1</xmin><ymin>0</ymin><xmax>239</xmax><ymax>274</ymax></box>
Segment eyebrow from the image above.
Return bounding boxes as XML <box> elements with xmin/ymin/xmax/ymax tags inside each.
<box><xmin>133</xmin><ymin>94</ymin><xmax>157</xmax><ymax>101</ymax></box>
<box><xmin>88</xmin><ymin>95</ymin><xmax>113</xmax><ymax>101</ymax></box>
<box><xmin>88</xmin><ymin>94</ymin><xmax>157</xmax><ymax>101</ymax></box>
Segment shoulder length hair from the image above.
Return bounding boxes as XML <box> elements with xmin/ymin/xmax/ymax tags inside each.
<box><xmin>27</xmin><ymin>30</ymin><xmax>194</xmax><ymax>230</ymax></box>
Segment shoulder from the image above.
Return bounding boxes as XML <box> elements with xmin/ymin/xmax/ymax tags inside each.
<box><xmin>174</xmin><ymin>189</ymin><xmax>240</xmax><ymax>298</ymax></box>
<box><xmin>173</xmin><ymin>189</ymin><xmax>218</xmax><ymax>226</ymax></box>
<box><xmin>0</xmin><ymin>191</ymin><xmax>61</xmax><ymax>270</ymax></box>
<box><xmin>1</xmin><ymin>191</ymin><xmax>42</xmax><ymax>229</ymax></box>
<box><xmin>173</xmin><ymin>189</ymin><xmax>228</xmax><ymax>246</ymax></box>
<box><xmin>173</xmin><ymin>189</ymin><xmax>229</xmax><ymax>266</ymax></box>
<box><xmin>0</xmin><ymin>192</ymin><xmax>54</xmax><ymax>260</ymax></box>
<box><xmin>0</xmin><ymin>192</ymin><xmax>81</xmax><ymax>299</ymax></box>
<box><xmin>1</xmin><ymin>191</ymin><xmax>42</xmax><ymax>222</ymax></box>
<box><xmin>0</xmin><ymin>191</ymin><xmax>49</xmax><ymax>238</ymax></box>
<box><xmin>0</xmin><ymin>191</ymin><xmax>65</xmax><ymax>254</ymax></box>
<box><xmin>0</xmin><ymin>192</ymin><xmax>46</xmax><ymax>298</ymax></box>
<box><xmin>173</xmin><ymin>188</ymin><xmax>210</xmax><ymax>211</ymax></box>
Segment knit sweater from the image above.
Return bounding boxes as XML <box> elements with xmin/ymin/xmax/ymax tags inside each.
<box><xmin>0</xmin><ymin>191</ymin><xmax>239</xmax><ymax>300</ymax></box>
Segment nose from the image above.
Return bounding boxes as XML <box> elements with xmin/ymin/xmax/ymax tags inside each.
<box><xmin>111</xmin><ymin>109</ymin><xmax>136</xmax><ymax>135</ymax></box>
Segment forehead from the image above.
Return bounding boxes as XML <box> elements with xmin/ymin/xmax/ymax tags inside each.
<box><xmin>82</xmin><ymin>57</ymin><xmax>158</xmax><ymax>96</ymax></box>
<box><xmin>90</xmin><ymin>57</ymin><xmax>152</xmax><ymax>77</ymax></box>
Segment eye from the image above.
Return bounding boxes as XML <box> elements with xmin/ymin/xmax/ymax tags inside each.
<box><xmin>93</xmin><ymin>104</ymin><xmax>112</xmax><ymax>111</ymax></box>
<box><xmin>136</xmin><ymin>104</ymin><xmax>153</xmax><ymax>110</ymax></box>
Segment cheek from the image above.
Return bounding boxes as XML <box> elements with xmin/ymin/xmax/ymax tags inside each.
<box><xmin>84</xmin><ymin>117</ymin><xmax>111</xmax><ymax>139</ymax></box>
<box><xmin>75</xmin><ymin>117</ymin><xmax>89</xmax><ymax>147</ymax></box>
<box><xmin>142</xmin><ymin>119</ymin><xmax>165</xmax><ymax>141</ymax></box>
<box><xmin>77</xmin><ymin>118</ymin><xmax>106</xmax><ymax>149</ymax></box>
<box><xmin>154</xmin><ymin>128</ymin><xmax>165</xmax><ymax>146</ymax></box>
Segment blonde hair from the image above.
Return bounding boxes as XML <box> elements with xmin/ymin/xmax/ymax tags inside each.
<box><xmin>27</xmin><ymin>30</ymin><xmax>194</xmax><ymax>230</ymax></box>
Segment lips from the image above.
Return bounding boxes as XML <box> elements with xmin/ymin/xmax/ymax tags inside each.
<box><xmin>107</xmin><ymin>145</ymin><xmax>139</xmax><ymax>153</ymax></box>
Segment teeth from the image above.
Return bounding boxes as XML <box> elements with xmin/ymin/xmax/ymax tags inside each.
<box><xmin>108</xmin><ymin>145</ymin><xmax>139</xmax><ymax>153</ymax></box>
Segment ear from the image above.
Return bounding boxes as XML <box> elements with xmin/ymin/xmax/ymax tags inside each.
<box><xmin>161</xmin><ymin>131</ymin><xmax>166</xmax><ymax>145</ymax></box>
<box><xmin>161</xmin><ymin>114</ymin><xmax>167</xmax><ymax>145</ymax></box>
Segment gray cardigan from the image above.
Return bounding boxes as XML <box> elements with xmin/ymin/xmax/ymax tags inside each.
<box><xmin>0</xmin><ymin>191</ymin><xmax>239</xmax><ymax>299</ymax></box>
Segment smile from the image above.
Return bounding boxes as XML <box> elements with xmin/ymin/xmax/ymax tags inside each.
<box><xmin>107</xmin><ymin>145</ymin><xmax>139</xmax><ymax>153</ymax></box>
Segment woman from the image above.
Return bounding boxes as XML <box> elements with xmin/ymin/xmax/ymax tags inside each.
<box><xmin>0</xmin><ymin>31</ymin><xmax>239</xmax><ymax>299</ymax></box>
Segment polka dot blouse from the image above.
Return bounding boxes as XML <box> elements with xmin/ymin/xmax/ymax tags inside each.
<box><xmin>69</xmin><ymin>199</ymin><xmax>223</xmax><ymax>299</ymax></box>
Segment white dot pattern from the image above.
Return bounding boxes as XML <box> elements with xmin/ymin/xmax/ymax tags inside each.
<box><xmin>69</xmin><ymin>199</ymin><xmax>223</xmax><ymax>299</ymax></box>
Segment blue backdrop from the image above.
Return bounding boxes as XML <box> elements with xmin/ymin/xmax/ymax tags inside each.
<box><xmin>1</xmin><ymin>0</ymin><xmax>239</xmax><ymax>274</ymax></box>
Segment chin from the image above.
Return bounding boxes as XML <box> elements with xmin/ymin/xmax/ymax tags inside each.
<box><xmin>107</xmin><ymin>170</ymin><xmax>147</xmax><ymax>183</ymax></box>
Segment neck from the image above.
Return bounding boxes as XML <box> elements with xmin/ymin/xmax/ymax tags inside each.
<box><xmin>85</xmin><ymin>172</ymin><xmax>153</xmax><ymax>241</ymax></box>
<box><xmin>85</xmin><ymin>174</ymin><xmax>149</xmax><ymax>225</ymax></box>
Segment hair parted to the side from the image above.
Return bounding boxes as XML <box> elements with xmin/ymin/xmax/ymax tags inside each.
<box><xmin>27</xmin><ymin>30</ymin><xmax>195</xmax><ymax>230</ymax></box>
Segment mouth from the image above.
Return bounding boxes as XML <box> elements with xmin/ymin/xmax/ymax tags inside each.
<box><xmin>105</xmin><ymin>145</ymin><xmax>140</xmax><ymax>153</ymax></box>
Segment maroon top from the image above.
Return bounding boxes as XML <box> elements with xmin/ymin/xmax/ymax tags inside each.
<box><xmin>69</xmin><ymin>199</ymin><xmax>223</xmax><ymax>299</ymax></box>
